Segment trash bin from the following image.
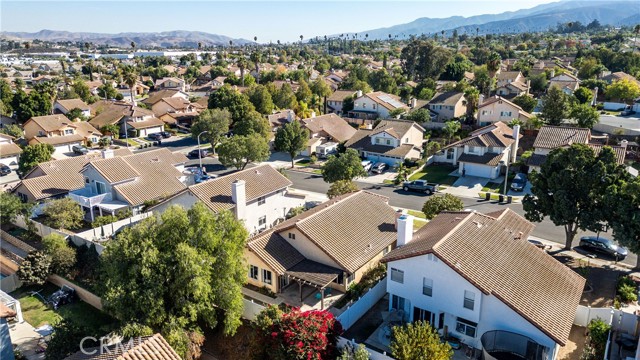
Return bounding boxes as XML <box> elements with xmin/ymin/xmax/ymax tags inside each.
<box><xmin>485</xmin><ymin>193</ymin><xmax>491</xmax><ymax>201</ymax></box>
<box><xmin>498</xmin><ymin>195</ymin><xmax>504</xmax><ymax>203</ymax></box>
<box><xmin>507</xmin><ymin>196</ymin><xmax>512</xmax><ymax>204</ymax></box>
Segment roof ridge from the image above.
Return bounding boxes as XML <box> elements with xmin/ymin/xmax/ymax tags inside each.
<box><xmin>431</xmin><ymin>212</ymin><xmax>475</xmax><ymax>251</ymax></box>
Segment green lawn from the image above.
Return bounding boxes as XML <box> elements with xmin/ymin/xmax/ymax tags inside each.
<box><xmin>407</xmin><ymin>210</ymin><xmax>426</xmax><ymax>219</ymax></box>
<box><xmin>413</xmin><ymin>220</ymin><xmax>427</xmax><ymax>231</ymax></box>
<box><xmin>482</xmin><ymin>182</ymin><xmax>504</xmax><ymax>193</ymax></box>
<box><xmin>10</xmin><ymin>283</ymin><xmax>116</xmax><ymax>333</ymax></box>
<box><xmin>409</xmin><ymin>165</ymin><xmax>458</xmax><ymax>186</ymax></box>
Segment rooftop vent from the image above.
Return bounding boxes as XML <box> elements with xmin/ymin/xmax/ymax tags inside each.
<box><xmin>472</xmin><ymin>221</ymin><xmax>483</xmax><ymax>228</ymax></box>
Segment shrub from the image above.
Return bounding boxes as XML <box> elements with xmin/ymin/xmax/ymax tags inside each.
<box><xmin>617</xmin><ymin>276</ymin><xmax>638</xmax><ymax>303</ymax></box>
<box><xmin>587</xmin><ymin>318</ymin><xmax>611</xmax><ymax>359</ymax></box>
<box><xmin>92</xmin><ymin>215</ymin><xmax>118</xmax><ymax>228</ymax></box>
<box><xmin>42</xmin><ymin>198</ymin><xmax>84</xmax><ymax>230</ymax></box>
<box><xmin>17</xmin><ymin>251</ymin><xmax>51</xmax><ymax>285</ymax></box>
<box><xmin>42</xmin><ymin>233</ymin><xmax>76</xmax><ymax>276</ymax></box>
<box><xmin>116</xmin><ymin>208</ymin><xmax>132</xmax><ymax>220</ymax></box>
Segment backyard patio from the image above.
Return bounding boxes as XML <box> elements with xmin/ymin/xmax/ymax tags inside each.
<box><xmin>276</xmin><ymin>283</ymin><xmax>344</xmax><ymax>312</ymax></box>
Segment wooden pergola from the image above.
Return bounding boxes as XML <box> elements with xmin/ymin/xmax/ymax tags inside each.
<box><xmin>285</xmin><ymin>259</ymin><xmax>343</xmax><ymax>310</ymax></box>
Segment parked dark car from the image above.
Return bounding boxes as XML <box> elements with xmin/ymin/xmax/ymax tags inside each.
<box><xmin>148</xmin><ymin>133</ymin><xmax>163</xmax><ymax>141</ymax></box>
<box><xmin>188</xmin><ymin>149</ymin><xmax>209</xmax><ymax>158</ymax></box>
<box><xmin>510</xmin><ymin>173</ymin><xmax>528</xmax><ymax>192</ymax></box>
<box><xmin>0</xmin><ymin>164</ymin><xmax>11</xmax><ymax>176</ymax></box>
<box><xmin>402</xmin><ymin>180</ymin><xmax>439</xmax><ymax>195</ymax></box>
<box><xmin>579</xmin><ymin>236</ymin><xmax>628</xmax><ymax>260</ymax></box>
<box><xmin>47</xmin><ymin>285</ymin><xmax>77</xmax><ymax>310</ymax></box>
<box><xmin>72</xmin><ymin>145</ymin><xmax>89</xmax><ymax>155</ymax></box>
<box><xmin>160</xmin><ymin>131</ymin><xmax>172</xmax><ymax>138</ymax></box>
<box><xmin>371</xmin><ymin>162</ymin><xmax>389</xmax><ymax>174</ymax></box>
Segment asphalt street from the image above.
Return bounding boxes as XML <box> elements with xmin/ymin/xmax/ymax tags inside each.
<box><xmin>283</xmin><ymin>169</ymin><xmax>637</xmax><ymax>267</ymax></box>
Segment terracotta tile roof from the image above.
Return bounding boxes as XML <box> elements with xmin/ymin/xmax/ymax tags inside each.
<box><xmin>247</xmin><ymin>230</ymin><xmax>305</xmax><ymax>274</ymax></box>
<box><xmin>327</xmin><ymin>90</ymin><xmax>356</xmax><ymax>102</ymax></box>
<box><xmin>29</xmin><ymin>134</ymin><xmax>85</xmax><ymax>146</ymax></box>
<box><xmin>72</xmin><ymin>121</ymin><xmax>102</xmax><ymax>139</ymax></box>
<box><xmin>301</xmin><ymin>114</ymin><xmax>356</xmax><ymax>142</ymax></box>
<box><xmin>65</xmin><ymin>334</ymin><xmax>181</xmax><ymax>360</ymax></box>
<box><xmin>458</xmin><ymin>152</ymin><xmax>504</xmax><ymax>166</ymax></box>
<box><xmin>428</xmin><ymin>92</ymin><xmax>465</xmax><ymax>107</ymax></box>
<box><xmin>449</xmin><ymin>121</ymin><xmax>518</xmax><ymax>149</ymax></box>
<box><xmin>88</xmin><ymin>157</ymin><xmax>140</xmax><ymax>183</ymax></box>
<box><xmin>56</xmin><ymin>99</ymin><xmax>90</xmax><ymax>112</ymax></box>
<box><xmin>588</xmin><ymin>144</ymin><xmax>626</xmax><ymax>165</ymax></box>
<box><xmin>14</xmin><ymin>149</ymin><xmax>133</xmax><ymax>200</ymax></box>
<box><xmin>89</xmin><ymin>102</ymin><xmax>154</xmax><ymax>128</ymax></box>
<box><xmin>382</xmin><ymin>209</ymin><xmax>584</xmax><ymax>346</ymax></box>
<box><xmin>371</xmin><ymin>119</ymin><xmax>423</xmax><ymax>139</ymax></box>
<box><xmin>602</xmin><ymin>72</ymin><xmax>640</xmax><ymax>86</ymax></box>
<box><xmin>0</xmin><ymin>142</ymin><xmax>22</xmax><ymax>157</ymax></box>
<box><xmin>159</xmin><ymin>97</ymin><xmax>193</xmax><ymax>111</ymax></box>
<box><xmin>533</xmin><ymin>126</ymin><xmax>590</xmax><ymax>149</ymax></box>
<box><xmin>276</xmin><ymin>191</ymin><xmax>397</xmax><ymax>273</ymax></box>
<box><xmin>549</xmin><ymin>80</ymin><xmax>579</xmax><ymax>91</ymax></box>
<box><xmin>26</xmin><ymin>114</ymin><xmax>73</xmax><ymax>133</ymax></box>
<box><xmin>268</xmin><ymin>110</ymin><xmax>295</xmax><ymax>127</ymax></box>
<box><xmin>143</xmin><ymin>89</ymin><xmax>185</xmax><ymax>106</ymax></box>
<box><xmin>127</xmin><ymin>117</ymin><xmax>165</xmax><ymax>129</ymax></box>
<box><xmin>285</xmin><ymin>259</ymin><xmax>341</xmax><ymax>287</ymax></box>
<box><xmin>496</xmin><ymin>71</ymin><xmax>522</xmax><ymax>81</ymax></box>
<box><xmin>112</xmin><ymin>149</ymin><xmax>188</xmax><ymax>206</ymax></box>
<box><xmin>365</xmin><ymin>91</ymin><xmax>409</xmax><ymax>111</ymax></box>
<box><xmin>189</xmin><ymin>165</ymin><xmax>292</xmax><ymax>213</ymax></box>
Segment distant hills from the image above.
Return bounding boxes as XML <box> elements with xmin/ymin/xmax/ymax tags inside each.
<box><xmin>347</xmin><ymin>0</ymin><xmax>640</xmax><ymax>40</ymax></box>
<box><xmin>0</xmin><ymin>30</ymin><xmax>253</xmax><ymax>48</ymax></box>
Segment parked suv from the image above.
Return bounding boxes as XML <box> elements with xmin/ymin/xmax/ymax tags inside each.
<box><xmin>402</xmin><ymin>180</ymin><xmax>439</xmax><ymax>195</ymax></box>
<box><xmin>371</xmin><ymin>162</ymin><xmax>388</xmax><ymax>174</ymax></box>
<box><xmin>510</xmin><ymin>173</ymin><xmax>528</xmax><ymax>192</ymax></box>
<box><xmin>148</xmin><ymin>133</ymin><xmax>163</xmax><ymax>141</ymax></box>
<box><xmin>579</xmin><ymin>236</ymin><xmax>628</xmax><ymax>260</ymax></box>
<box><xmin>160</xmin><ymin>131</ymin><xmax>172</xmax><ymax>138</ymax></box>
<box><xmin>0</xmin><ymin>164</ymin><xmax>11</xmax><ymax>176</ymax></box>
<box><xmin>188</xmin><ymin>149</ymin><xmax>209</xmax><ymax>158</ymax></box>
<box><xmin>72</xmin><ymin>145</ymin><xmax>89</xmax><ymax>155</ymax></box>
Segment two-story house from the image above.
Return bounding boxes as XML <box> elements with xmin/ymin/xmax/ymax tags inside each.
<box><xmin>12</xmin><ymin>148</ymin><xmax>133</xmax><ymax>204</ymax></box>
<box><xmin>245</xmin><ymin>190</ymin><xmax>397</xmax><ymax>309</ymax></box>
<box><xmin>89</xmin><ymin>102</ymin><xmax>165</xmax><ymax>138</ymax></box>
<box><xmin>433</xmin><ymin>122</ymin><xmax>521</xmax><ymax>179</ymax></box>
<box><xmin>23</xmin><ymin>115</ymin><xmax>102</xmax><ymax>154</ymax></box>
<box><xmin>150</xmin><ymin>164</ymin><xmax>305</xmax><ymax>234</ymax></box>
<box><xmin>426</xmin><ymin>92</ymin><xmax>467</xmax><ymax>122</ymax></box>
<box><xmin>0</xmin><ymin>133</ymin><xmax>22</xmax><ymax>166</ymax></box>
<box><xmin>327</xmin><ymin>70</ymin><xmax>349</xmax><ymax>84</ymax></box>
<box><xmin>141</xmin><ymin>89</ymin><xmax>189</xmax><ymax>108</ymax></box>
<box><xmin>345</xmin><ymin>119</ymin><xmax>425</xmax><ymax>166</ymax></box>
<box><xmin>53</xmin><ymin>99</ymin><xmax>91</xmax><ymax>118</ymax></box>
<box><xmin>348</xmin><ymin>91</ymin><xmax>409</xmax><ymax>123</ymax></box>
<box><xmin>300</xmin><ymin>114</ymin><xmax>357</xmax><ymax>156</ymax></box>
<box><xmin>548</xmin><ymin>73</ymin><xmax>580</xmax><ymax>95</ymax></box>
<box><xmin>68</xmin><ymin>148</ymin><xmax>188</xmax><ymax>220</ymax></box>
<box><xmin>381</xmin><ymin>209</ymin><xmax>584</xmax><ymax>359</ymax></box>
<box><xmin>154</xmin><ymin>77</ymin><xmax>186</xmax><ymax>92</ymax></box>
<box><xmin>150</xmin><ymin>97</ymin><xmax>204</xmax><ymax>119</ymax></box>
<box><xmin>495</xmin><ymin>72</ymin><xmax>530</xmax><ymax>99</ymax></box>
<box><xmin>477</xmin><ymin>96</ymin><xmax>533</xmax><ymax>127</ymax></box>
<box><xmin>326</xmin><ymin>90</ymin><xmax>356</xmax><ymax>115</ymax></box>
<box><xmin>527</xmin><ymin>126</ymin><xmax>627</xmax><ymax>173</ymax></box>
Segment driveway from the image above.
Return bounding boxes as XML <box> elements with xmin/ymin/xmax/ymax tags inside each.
<box><xmin>359</xmin><ymin>171</ymin><xmax>397</xmax><ymax>185</ymax></box>
<box><xmin>441</xmin><ymin>175</ymin><xmax>488</xmax><ymax>198</ymax></box>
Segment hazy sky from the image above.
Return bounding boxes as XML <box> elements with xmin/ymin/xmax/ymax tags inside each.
<box><xmin>1</xmin><ymin>0</ymin><xmax>559</xmax><ymax>42</ymax></box>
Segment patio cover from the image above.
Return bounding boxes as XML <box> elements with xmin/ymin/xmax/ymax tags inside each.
<box><xmin>96</xmin><ymin>199</ymin><xmax>129</xmax><ymax>212</ymax></box>
<box><xmin>285</xmin><ymin>259</ymin><xmax>341</xmax><ymax>288</ymax></box>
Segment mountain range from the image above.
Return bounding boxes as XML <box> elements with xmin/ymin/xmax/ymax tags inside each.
<box><xmin>0</xmin><ymin>30</ymin><xmax>252</xmax><ymax>48</ymax></box>
<box><xmin>346</xmin><ymin>0</ymin><xmax>640</xmax><ymax>40</ymax></box>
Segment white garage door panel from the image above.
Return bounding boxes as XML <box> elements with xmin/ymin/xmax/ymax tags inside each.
<box><xmin>464</xmin><ymin>163</ymin><xmax>494</xmax><ymax>178</ymax></box>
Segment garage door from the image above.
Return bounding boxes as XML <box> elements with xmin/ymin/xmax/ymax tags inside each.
<box><xmin>463</xmin><ymin>163</ymin><xmax>494</xmax><ymax>179</ymax></box>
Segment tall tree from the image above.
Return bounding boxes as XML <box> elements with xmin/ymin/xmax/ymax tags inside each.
<box><xmin>321</xmin><ymin>148</ymin><xmax>367</xmax><ymax>183</ymax></box>
<box><xmin>327</xmin><ymin>180</ymin><xmax>359</xmax><ymax>199</ymax></box>
<box><xmin>540</xmin><ymin>86</ymin><xmax>569</xmax><ymax>126</ymax></box>
<box><xmin>217</xmin><ymin>133</ymin><xmax>270</xmax><ymax>170</ymax></box>
<box><xmin>191</xmin><ymin>108</ymin><xmax>232</xmax><ymax>155</ymax></box>
<box><xmin>274</xmin><ymin>120</ymin><xmax>309</xmax><ymax>168</ymax></box>
<box><xmin>246</xmin><ymin>84</ymin><xmax>275</xmax><ymax>115</ymax></box>
<box><xmin>233</xmin><ymin>110</ymin><xmax>271</xmax><ymax>139</ymax></box>
<box><xmin>605</xmin><ymin>176</ymin><xmax>640</xmax><ymax>267</ymax></box>
<box><xmin>42</xmin><ymin>198</ymin><xmax>84</xmax><ymax>230</ymax></box>
<box><xmin>390</xmin><ymin>321</ymin><xmax>453</xmax><ymax>360</ymax></box>
<box><xmin>208</xmin><ymin>84</ymin><xmax>256</xmax><ymax>123</ymax></box>
<box><xmin>18</xmin><ymin>143</ymin><xmax>54</xmax><ymax>176</ymax></box>
<box><xmin>570</xmin><ymin>104</ymin><xmax>599</xmax><ymax>129</ymax></box>
<box><xmin>523</xmin><ymin>144</ymin><xmax>627</xmax><ymax>249</ymax></box>
<box><xmin>42</xmin><ymin>233</ymin><xmax>76</xmax><ymax>276</ymax></box>
<box><xmin>123</xmin><ymin>68</ymin><xmax>138</xmax><ymax>104</ymax></box>
<box><xmin>100</xmin><ymin>204</ymin><xmax>248</xmax><ymax>358</ymax></box>
<box><xmin>422</xmin><ymin>194</ymin><xmax>464</xmax><ymax>220</ymax></box>
<box><xmin>512</xmin><ymin>94</ymin><xmax>537</xmax><ymax>113</ymax></box>
<box><xmin>0</xmin><ymin>192</ymin><xmax>32</xmax><ymax>225</ymax></box>
<box><xmin>605</xmin><ymin>79</ymin><xmax>640</xmax><ymax>103</ymax></box>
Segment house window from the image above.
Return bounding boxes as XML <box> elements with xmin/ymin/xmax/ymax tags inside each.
<box><xmin>469</xmin><ymin>146</ymin><xmax>478</xmax><ymax>154</ymax></box>
<box><xmin>456</xmin><ymin>318</ymin><xmax>477</xmax><ymax>337</ymax></box>
<box><xmin>376</xmin><ymin>138</ymin><xmax>381</xmax><ymax>144</ymax></box>
<box><xmin>258</xmin><ymin>216</ymin><xmax>266</xmax><ymax>226</ymax></box>
<box><xmin>446</xmin><ymin>150</ymin><xmax>454</xmax><ymax>160</ymax></box>
<box><xmin>390</xmin><ymin>268</ymin><xmax>404</xmax><ymax>283</ymax></box>
<box><xmin>38</xmin><ymin>130</ymin><xmax>45</xmax><ymax>136</ymax></box>
<box><xmin>262</xmin><ymin>269</ymin><xmax>272</xmax><ymax>284</ymax></box>
<box><xmin>258</xmin><ymin>196</ymin><xmax>266</xmax><ymax>205</ymax></box>
<box><xmin>85</xmin><ymin>177</ymin><xmax>90</xmax><ymax>184</ymax></box>
<box><xmin>423</xmin><ymin>278</ymin><xmax>433</xmax><ymax>297</ymax></box>
<box><xmin>362</xmin><ymin>103</ymin><xmax>367</xmax><ymax>109</ymax></box>
<box><xmin>463</xmin><ymin>290</ymin><xmax>475</xmax><ymax>310</ymax></box>
<box><xmin>386</xmin><ymin>139</ymin><xmax>391</xmax><ymax>146</ymax></box>
<box><xmin>372</xmin><ymin>104</ymin><xmax>376</xmax><ymax>109</ymax></box>
<box><xmin>288</xmin><ymin>232</ymin><xmax>295</xmax><ymax>240</ymax></box>
<box><xmin>391</xmin><ymin>294</ymin><xmax>405</xmax><ymax>311</ymax></box>
<box><xmin>64</xmin><ymin>129</ymin><xmax>73</xmax><ymax>135</ymax></box>
<box><xmin>347</xmin><ymin>273</ymin><xmax>355</xmax><ymax>284</ymax></box>
<box><xmin>249</xmin><ymin>265</ymin><xmax>259</xmax><ymax>280</ymax></box>
<box><xmin>17</xmin><ymin>193</ymin><xmax>28</xmax><ymax>202</ymax></box>
<box><xmin>96</xmin><ymin>181</ymin><xmax>106</xmax><ymax>195</ymax></box>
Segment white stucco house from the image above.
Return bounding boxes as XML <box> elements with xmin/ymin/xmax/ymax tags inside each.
<box><xmin>381</xmin><ymin>209</ymin><xmax>584</xmax><ymax>360</ymax></box>
<box><xmin>348</xmin><ymin>91</ymin><xmax>409</xmax><ymax>124</ymax></box>
<box><xmin>0</xmin><ymin>133</ymin><xmax>22</xmax><ymax>166</ymax></box>
<box><xmin>150</xmin><ymin>165</ymin><xmax>305</xmax><ymax>235</ymax></box>
<box><xmin>476</xmin><ymin>96</ymin><xmax>533</xmax><ymax>127</ymax></box>
<box><xmin>432</xmin><ymin>122</ymin><xmax>521</xmax><ymax>179</ymax></box>
<box><xmin>53</xmin><ymin>99</ymin><xmax>91</xmax><ymax>118</ymax></box>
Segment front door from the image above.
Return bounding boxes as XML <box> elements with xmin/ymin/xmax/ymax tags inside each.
<box><xmin>438</xmin><ymin>312</ymin><xmax>445</xmax><ymax>329</ymax></box>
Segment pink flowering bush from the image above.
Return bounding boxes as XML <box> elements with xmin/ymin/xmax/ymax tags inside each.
<box><xmin>255</xmin><ymin>305</ymin><xmax>343</xmax><ymax>360</ymax></box>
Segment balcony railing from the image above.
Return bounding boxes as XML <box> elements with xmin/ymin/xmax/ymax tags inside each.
<box><xmin>481</xmin><ymin>330</ymin><xmax>550</xmax><ymax>360</ymax></box>
<box><xmin>69</xmin><ymin>188</ymin><xmax>111</xmax><ymax>208</ymax></box>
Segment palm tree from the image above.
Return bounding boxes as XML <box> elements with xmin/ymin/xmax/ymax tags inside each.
<box><xmin>254</xmin><ymin>36</ymin><xmax>257</xmax><ymax>43</ymax></box>
<box><xmin>389</xmin><ymin>34</ymin><xmax>392</xmax><ymax>40</ymax></box>
<box><xmin>300</xmin><ymin>35</ymin><xmax>303</xmax><ymax>45</ymax></box>
<box><xmin>486</xmin><ymin>52</ymin><xmax>502</xmax><ymax>79</ymax></box>
<box><xmin>123</xmin><ymin>68</ymin><xmax>138</xmax><ymax>105</ymax></box>
<box><xmin>229</xmin><ymin>40</ymin><xmax>233</xmax><ymax>48</ymax></box>
<box><xmin>476</xmin><ymin>27</ymin><xmax>480</xmax><ymax>37</ymax></box>
<box><xmin>198</xmin><ymin>42</ymin><xmax>202</xmax><ymax>50</ymax></box>
<box><xmin>250</xmin><ymin>51</ymin><xmax>261</xmax><ymax>84</ymax></box>
<box><xmin>24</xmin><ymin>42</ymin><xmax>30</xmax><ymax>50</ymax></box>
<box><xmin>238</xmin><ymin>56</ymin><xmax>247</xmax><ymax>87</ymax></box>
